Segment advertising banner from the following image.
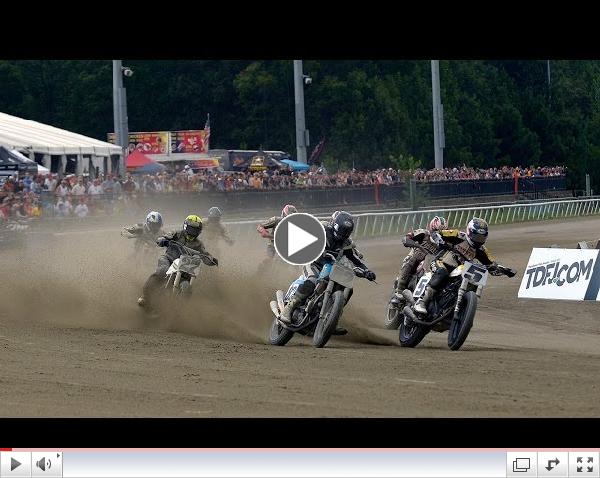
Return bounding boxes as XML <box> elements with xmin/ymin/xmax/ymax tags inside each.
<box><xmin>171</xmin><ymin>130</ymin><xmax>209</xmax><ymax>154</ymax></box>
<box><xmin>192</xmin><ymin>158</ymin><xmax>220</xmax><ymax>169</ymax></box>
<box><xmin>229</xmin><ymin>151</ymin><xmax>285</xmax><ymax>171</ymax></box>
<box><xmin>518</xmin><ymin>248</ymin><xmax>600</xmax><ymax>301</ymax></box>
<box><xmin>108</xmin><ymin>132</ymin><xmax>170</xmax><ymax>154</ymax></box>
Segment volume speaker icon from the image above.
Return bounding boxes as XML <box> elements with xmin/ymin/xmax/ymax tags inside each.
<box><xmin>36</xmin><ymin>457</ymin><xmax>51</xmax><ymax>471</ymax></box>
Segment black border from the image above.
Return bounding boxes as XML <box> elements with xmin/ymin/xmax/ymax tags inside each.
<box><xmin>1</xmin><ymin>8</ymin><xmax>597</xmax><ymax>59</ymax></box>
<box><xmin>1</xmin><ymin>419</ymin><xmax>598</xmax><ymax>448</ymax></box>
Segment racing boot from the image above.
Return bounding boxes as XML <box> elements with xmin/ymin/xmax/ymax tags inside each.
<box><xmin>391</xmin><ymin>276</ymin><xmax>408</xmax><ymax>306</ymax></box>
<box><xmin>279</xmin><ymin>293</ymin><xmax>308</xmax><ymax>324</ymax></box>
<box><xmin>414</xmin><ymin>284</ymin><xmax>436</xmax><ymax>315</ymax></box>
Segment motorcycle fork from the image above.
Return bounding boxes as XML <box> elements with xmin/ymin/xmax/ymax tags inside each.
<box><xmin>453</xmin><ymin>278</ymin><xmax>468</xmax><ymax>319</ymax></box>
<box><xmin>165</xmin><ymin>274</ymin><xmax>173</xmax><ymax>289</ymax></box>
<box><xmin>173</xmin><ymin>271</ymin><xmax>182</xmax><ymax>291</ymax></box>
<box><xmin>318</xmin><ymin>281</ymin><xmax>335</xmax><ymax>320</ymax></box>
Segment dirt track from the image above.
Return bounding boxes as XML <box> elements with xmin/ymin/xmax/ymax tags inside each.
<box><xmin>1</xmin><ymin>216</ymin><xmax>600</xmax><ymax>417</ymax></box>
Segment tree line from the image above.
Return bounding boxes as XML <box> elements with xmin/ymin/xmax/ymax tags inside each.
<box><xmin>1</xmin><ymin>60</ymin><xmax>599</xmax><ymax>190</ymax></box>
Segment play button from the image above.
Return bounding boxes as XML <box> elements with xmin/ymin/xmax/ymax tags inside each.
<box><xmin>11</xmin><ymin>458</ymin><xmax>21</xmax><ymax>471</ymax></box>
<box><xmin>274</xmin><ymin>213</ymin><xmax>326</xmax><ymax>265</ymax></box>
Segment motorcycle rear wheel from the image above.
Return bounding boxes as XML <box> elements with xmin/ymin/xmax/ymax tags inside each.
<box><xmin>312</xmin><ymin>289</ymin><xmax>345</xmax><ymax>348</ymax></box>
<box><xmin>447</xmin><ymin>290</ymin><xmax>477</xmax><ymax>351</ymax></box>
<box><xmin>384</xmin><ymin>300</ymin><xmax>403</xmax><ymax>330</ymax></box>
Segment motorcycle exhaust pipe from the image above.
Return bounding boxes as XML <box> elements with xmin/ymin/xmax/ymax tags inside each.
<box><xmin>269</xmin><ymin>300</ymin><xmax>280</xmax><ymax>318</ymax></box>
<box><xmin>276</xmin><ymin>290</ymin><xmax>285</xmax><ymax>312</ymax></box>
<box><xmin>403</xmin><ymin>305</ymin><xmax>417</xmax><ymax>322</ymax></box>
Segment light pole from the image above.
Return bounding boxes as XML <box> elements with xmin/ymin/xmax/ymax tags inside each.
<box><xmin>431</xmin><ymin>60</ymin><xmax>445</xmax><ymax>169</ymax></box>
<box><xmin>112</xmin><ymin>60</ymin><xmax>132</xmax><ymax>175</ymax></box>
<box><xmin>293</xmin><ymin>60</ymin><xmax>310</xmax><ymax>164</ymax></box>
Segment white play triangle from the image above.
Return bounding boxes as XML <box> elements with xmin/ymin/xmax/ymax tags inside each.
<box><xmin>287</xmin><ymin>221</ymin><xmax>319</xmax><ymax>256</ymax></box>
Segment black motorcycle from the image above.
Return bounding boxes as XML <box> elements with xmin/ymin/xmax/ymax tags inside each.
<box><xmin>399</xmin><ymin>239</ymin><xmax>516</xmax><ymax>350</ymax></box>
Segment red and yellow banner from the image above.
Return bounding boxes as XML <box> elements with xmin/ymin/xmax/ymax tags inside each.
<box><xmin>171</xmin><ymin>130</ymin><xmax>208</xmax><ymax>154</ymax></box>
<box><xmin>192</xmin><ymin>158</ymin><xmax>220</xmax><ymax>169</ymax></box>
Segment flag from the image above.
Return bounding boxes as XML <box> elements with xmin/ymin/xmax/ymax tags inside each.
<box><xmin>308</xmin><ymin>137</ymin><xmax>326</xmax><ymax>165</ymax></box>
<box><xmin>204</xmin><ymin>114</ymin><xmax>211</xmax><ymax>151</ymax></box>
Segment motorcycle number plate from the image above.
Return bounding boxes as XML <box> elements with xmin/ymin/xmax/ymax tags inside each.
<box><xmin>462</xmin><ymin>261</ymin><xmax>488</xmax><ymax>286</ymax></box>
<box><xmin>413</xmin><ymin>275</ymin><xmax>430</xmax><ymax>299</ymax></box>
<box><xmin>329</xmin><ymin>264</ymin><xmax>354</xmax><ymax>288</ymax></box>
<box><xmin>285</xmin><ymin>283</ymin><xmax>300</xmax><ymax>301</ymax></box>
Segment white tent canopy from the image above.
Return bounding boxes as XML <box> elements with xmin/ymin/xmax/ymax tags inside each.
<box><xmin>0</xmin><ymin>111</ymin><xmax>122</xmax><ymax>157</ymax></box>
<box><xmin>10</xmin><ymin>148</ymin><xmax>50</xmax><ymax>174</ymax></box>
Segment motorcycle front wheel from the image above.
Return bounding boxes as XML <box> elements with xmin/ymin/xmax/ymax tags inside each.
<box><xmin>268</xmin><ymin>318</ymin><xmax>294</xmax><ymax>346</ymax></box>
<box><xmin>312</xmin><ymin>289</ymin><xmax>345</xmax><ymax>348</ymax></box>
<box><xmin>399</xmin><ymin>317</ymin><xmax>429</xmax><ymax>348</ymax></box>
<box><xmin>447</xmin><ymin>290</ymin><xmax>477</xmax><ymax>351</ymax></box>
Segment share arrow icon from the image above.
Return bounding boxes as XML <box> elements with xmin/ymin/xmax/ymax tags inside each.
<box><xmin>546</xmin><ymin>458</ymin><xmax>560</xmax><ymax>471</ymax></box>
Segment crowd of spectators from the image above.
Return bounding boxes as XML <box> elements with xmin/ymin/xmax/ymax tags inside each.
<box><xmin>413</xmin><ymin>165</ymin><xmax>566</xmax><ymax>182</ymax></box>
<box><xmin>0</xmin><ymin>163</ymin><xmax>566</xmax><ymax>221</ymax></box>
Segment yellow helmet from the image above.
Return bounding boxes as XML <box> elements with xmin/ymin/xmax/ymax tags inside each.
<box><xmin>183</xmin><ymin>214</ymin><xmax>203</xmax><ymax>238</ymax></box>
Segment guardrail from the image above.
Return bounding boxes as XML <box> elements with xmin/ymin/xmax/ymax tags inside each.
<box><xmin>223</xmin><ymin>197</ymin><xmax>600</xmax><ymax>245</ymax></box>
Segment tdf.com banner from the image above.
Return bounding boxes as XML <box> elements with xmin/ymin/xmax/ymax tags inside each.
<box><xmin>518</xmin><ymin>248</ymin><xmax>600</xmax><ymax>301</ymax></box>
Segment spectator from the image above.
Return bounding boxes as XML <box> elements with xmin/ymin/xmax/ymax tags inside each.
<box><xmin>55</xmin><ymin>179</ymin><xmax>70</xmax><ymax>198</ymax></box>
<box><xmin>54</xmin><ymin>196</ymin><xmax>73</xmax><ymax>217</ymax></box>
<box><xmin>71</xmin><ymin>178</ymin><xmax>87</xmax><ymax>196</ymax></box>
<box><xmin>101</xmin><ymin>174</ymin><xmax>116</xmax><ymax>199</ymax></box>
<box><xmin>88</xmin><ymin>179</ymin><xmax>103</xmax><ymax>196</ymax></box>
<box><xmin>44</xmin><ymin>174</ymin><xmax>58</xmax><ymax>192</ymax></box>
<box><xmin>74</xmin><ymin>197</ymin><xmax>89</xmax><ymax>218</ymax></box>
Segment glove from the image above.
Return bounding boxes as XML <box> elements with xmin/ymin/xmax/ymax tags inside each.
<box><xmin>211</xmin><ymin>257</ymin><xmax>219</xmax><ymax>267</ymax></box>
<box><xmin>156</xmin><ymin>237</ymin><xmax>168</xmax><ymax>247</ymax></box>
<box><xmin>364</xmin><ymin>270</ymin><xmax>376</xmax><ymax>281</ymax></box>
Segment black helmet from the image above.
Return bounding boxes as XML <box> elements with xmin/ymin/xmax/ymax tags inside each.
<box><xmin>208</xmin><ymin>206</ymin><xmax>222</xmax><ymax>218</ymax></box>
<box><xmin>332</xmin><ymin>211</ymin><xmax>354</xmax><ymax>241</ymax></box>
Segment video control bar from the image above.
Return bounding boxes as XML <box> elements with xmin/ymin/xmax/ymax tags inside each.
<box><xmin>0</xmin><ymin>450</ymin><xmax>598</xmax><ymax>478</ymax></box>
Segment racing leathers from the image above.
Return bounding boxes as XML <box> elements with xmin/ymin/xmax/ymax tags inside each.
<box><xmin>140</xmin><ymin>229</ymin><xmax>217</xmax><ymax>307</ymax></box>
<box><xmin>413</xmin><ymin>229</ymin><xmax>496</xmax><ymax>314</ymax></box>
<box><xmin>395</xmin><ymin>228</ymin><xmax>441</xmax><ymax>294</ymax></box>
<box><xmin>203</xmin><ymin>217</ymin><xmax>234</xmax><ymax>246</ymax></box>
<box><xmin>256</xmin><ymin>216</ymin><xmax>281</xmax><ymax>258</ymax></box>
<box><xmin>123</xmin><ymin>223</ymin><xmax>164</xmax><ymax>260</ymax></box>
<box><xmin>279</xmin><ymin>224</ymin><xmax>375</xmax><ymax>332</ymax></box>
<box><xmin>123</xmin><ymin>223</ymin><xmax>164</xmax><ymax>246</ymax></box>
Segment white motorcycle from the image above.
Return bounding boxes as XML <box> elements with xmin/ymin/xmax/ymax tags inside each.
<box><xmin>162</xmin><ymin>240</ymin><xmax>218</xmax><ymax>296</ymax></box>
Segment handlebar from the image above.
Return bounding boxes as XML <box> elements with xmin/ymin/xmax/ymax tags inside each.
<box><xmin>163</xmin><ymin>239</ymin><xmax>218</xmax><ymax>265</ymax></box>
<box><xmin>489</xmin><ymin>264</ymin><xmax>517</xmax><ymax>278</ymax></box>
<box><xmin>405</xmin><ymin>238</ymin><xmax>516</xmax><ymax>278</ymax></box>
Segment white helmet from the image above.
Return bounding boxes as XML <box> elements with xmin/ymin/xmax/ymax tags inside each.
<box><xmin>145</xmin><ymin>211</ymin><xmax>163</xmax><ymax>233</ymax></box>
